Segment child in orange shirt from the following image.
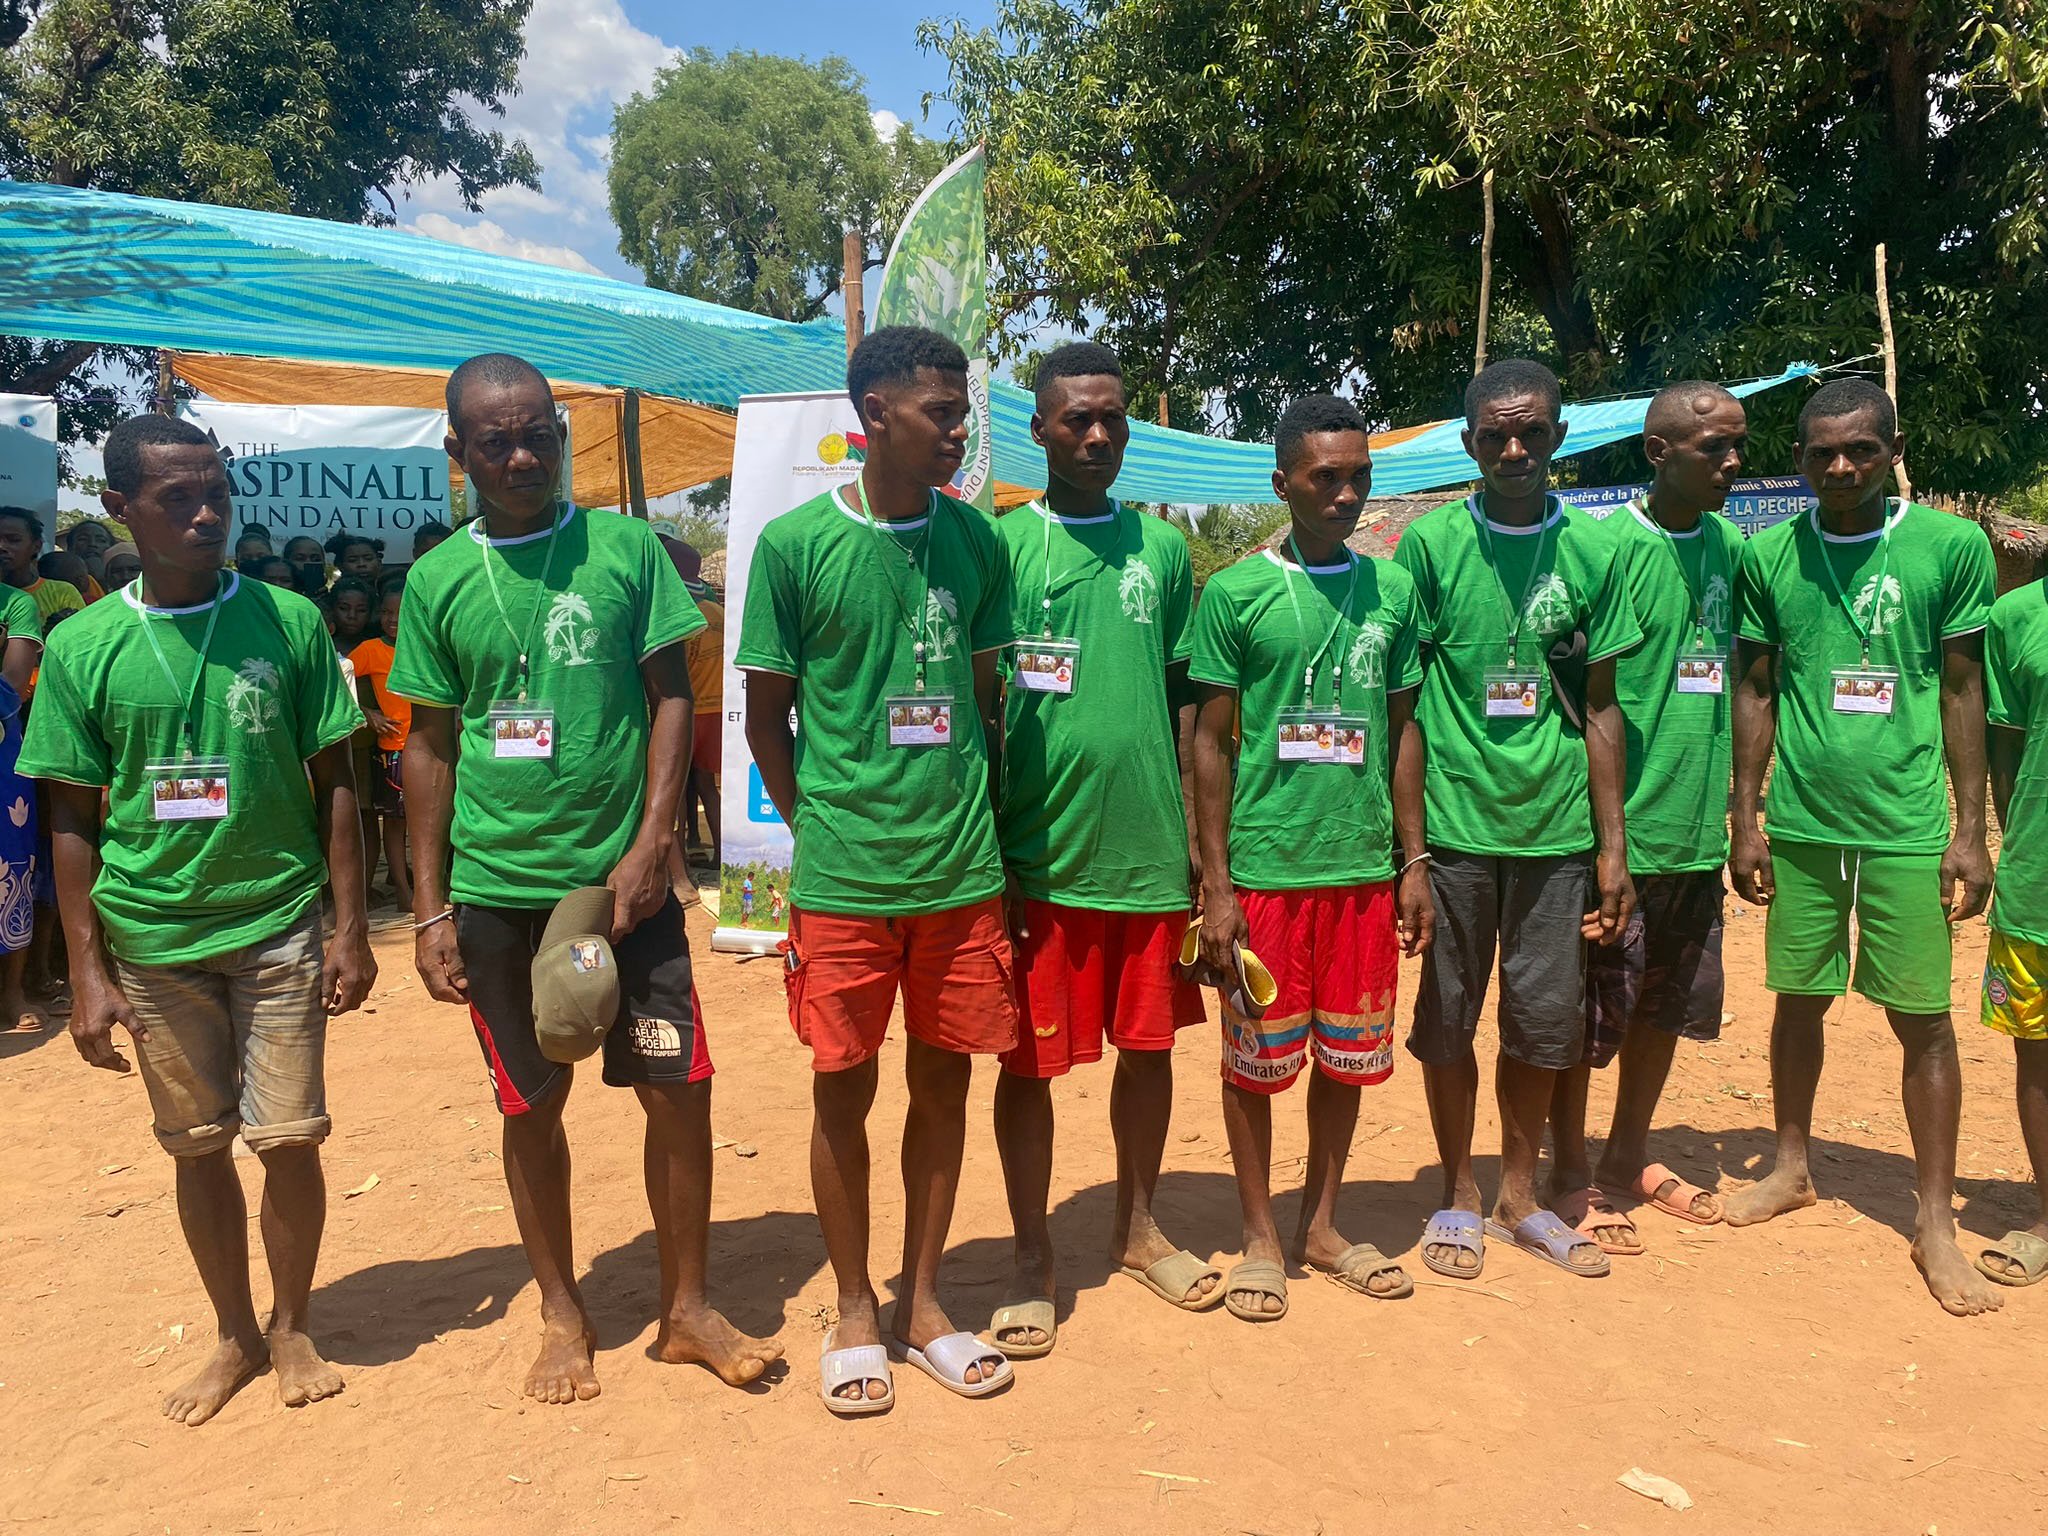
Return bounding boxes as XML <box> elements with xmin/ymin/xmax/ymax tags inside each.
<box><xmin>352</xmin><ymin>585</ymin><xmax>413</xmax><ymax>909</ymax></box>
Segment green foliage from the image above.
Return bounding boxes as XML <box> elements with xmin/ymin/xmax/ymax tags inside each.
<box><xmin>609</xmin><ymin>49</ymin><xmax>949</xmax><ymax>322</ymax></box>
<box><xmin>717</xmin><ymin>858</ymin><xmax>791</xmax><ymax>927</ymax></box>
<box><xmin>0</xmin><ymin>1</ymin><xmax>540</xmax><ymax>446</ymax></box>
<box><xmin>1166</xmin><ymin>502</ymin><xmax>1288</xmax><ymax>587</ymax></box>
<box><xmin>929</xmin><ymin>0</ymin><xmax>2048</xmax><ymax>492</ymax></box>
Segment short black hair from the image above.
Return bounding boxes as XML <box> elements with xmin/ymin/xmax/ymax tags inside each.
<box><xmin>0</xmin><ymin>505</ymin><xmax>43</xmax><ymax>542</ymax></box>
<box><xmin>250</xmin><ymin>554</ymin><xmax>292</xmax><ymax>583</ymax></box>
<box><xmin>1797</xmin><ymin>377</ymin><xmax>1896</xmax><ymax>443</ymax></box>
<box><xmin>284</xmin><ymin>535</ymin><xmax>325</xmax><ymax>558</ymax></box>
<box><xmin>1464</xmin><ymin>359</ymin><xmax>1562</xmax><ymax>428</ymax></box>
<box><xmin>414</xmin><ymin>518</ymin><xmax>451</xmax><ymax>540</ymax></box>
<box><xmin>103</xmin><ymin>413</ymin><xmax>216</xmax><ymax>495</ymax></box>
<box><xmin>39</xmin><ymin>550</ymin><xmax>85</xmax><ymax>581</ymax></box>
<box><xmin>60</xmin><ymin>519</ymin><xmax>111</xmax><ymax>547</ymax></box>
<box><xmin>1275</xmin><ymin>394</ymin><xmax>1372</xmax><ymax>470</ymax></box>
<box><xmin>326</xmin><ymin>531</ymin><xmax>382</xmax><ymax>558</ymax></box>
<box><xmin>446</xmin><ymin>352</ymin><xmax>553</xmax><ymax>435</ymax></box>
<box><xmin>1033</xmin><ymin>341</ymin><xmax>1124</xmax><ymax>408</ymax></box>
<box><xmin>235</xmin><ymin>524</ymin><xmax>273</xmax><ymax>550</ymax></box>
<box><xmin>1643</xmin><ymin>380</ymin><xmax>1740</xmax><ymax>444</ymax></box>
<box><xmin>325</xmin><ymin>575</ymin><xmax>376</xmax><ymax>610</ymax></box>
<box><xmin>846</xmin><ymin>325</ymin><xmax>969</xmax><ymax>426</ymax></box>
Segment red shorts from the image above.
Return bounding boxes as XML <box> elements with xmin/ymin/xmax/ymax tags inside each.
<box><xmin>1222</xmin><ymin>882</ymin><xmax>1399</xmax><ymax>1093</ymax></box>
<box><xmin>690</xmin><ymin>711</ymin><xmax>721</xmax><ymax>775</ymax></box>
<box><xmin>1001</xmin><ymin>902</ymin><xmax>1207</xmax><ymax>1078</ymax></box>
<box><xmin>781</xmin><ymin>898</ymin><xmax>1020</xmax><ymax>1072</ymax></box>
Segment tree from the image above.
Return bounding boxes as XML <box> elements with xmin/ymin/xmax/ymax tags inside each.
<box><xmin>929</xmin><ymin>0</ymin><xmax>2048</xmax><ymax>492</ymax></box>
<box><xmin>0</xmin><ymin>0</ymin><xmax>541</xmax><ymax>455</ymax></box>
<box><xmin>608</xmin><ymin>49</ymin><xmax>948</xmax><ymax>322</ymax></box>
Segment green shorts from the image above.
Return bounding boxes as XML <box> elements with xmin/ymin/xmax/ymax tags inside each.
<box><xmin>1764</xmin><ymin>841</ymin><xmax>1951</xmax><ymax>1015</ymax></box>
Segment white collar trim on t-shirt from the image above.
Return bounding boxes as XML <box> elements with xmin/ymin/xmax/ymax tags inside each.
<box><xmin>122</xmin><ymin>570</ymin><xmax>240</xmax><ymax>616</ymax></box>
<box><xmin>1263</xmin><ymin>548</ymin><xmax>1353</xmax><ymax>576</ymax></box>
<box><xmin>1468</xmin><ymin>493</ymin><xmax>1566</xmax><ymax>535</ymax></box>
<box><xmin>1809</xmin><ymin>501</ymin><xmax>1907</xmax><ymax>544</ymax></box>
<box><xmin>833</xmin><ymin>483</ymin><xmax>931</xmax><ymax>533</ymax></box>
<box><xmin>1629</xmin><ymin>500</ymin><xmax>1704</xmax><ymax>538</ymax></box>
<box><xmin>1032</xmin><ymin>499</ymin><xmax>1119</xmax><ymax>527</ymax></box>
<box><xmin>468</xmin><ymin>501</ymin><xmax>578</xmax><ymax>547</ymax></box>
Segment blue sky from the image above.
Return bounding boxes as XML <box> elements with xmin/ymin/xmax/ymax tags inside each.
<box><xmin>395</xmin><ymin>0</ymin><xmax>1000</xmax><ymax>284</ymax></box>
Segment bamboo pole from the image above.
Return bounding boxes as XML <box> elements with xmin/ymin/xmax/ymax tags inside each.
<box><xmin>622</xmin><ymin>387</ymin><xmax>649</xmax><ymax>519</ymax></box>
<box><xmin>154</xmin><ymin>348</ymin><xmax>175</xmax><ymax>415</ymax></box>
<box><xmin>1474</xmin><ymin>168</ymin><xmax>1495</xmax><ymax>376</ymax></box>
<box><xmin>1875</xmin><ymin>242</ymin><xmax>1912</xmax><ymax>501</ymax></box>
<box><xmin>843</xmin><ymin>229</ymin><xmax>866</xmax><ymax>357</ymax></box>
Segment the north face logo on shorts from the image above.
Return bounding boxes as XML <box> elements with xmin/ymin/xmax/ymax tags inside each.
<box><xmin>629</xmin><ymin>1018</ymin><xmax>684</xmax><ymax>1057</ymax></box>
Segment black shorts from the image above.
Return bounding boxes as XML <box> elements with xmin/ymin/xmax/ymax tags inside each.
<box><xmin>1584</xmin><ymin>870</ymin><xmax>1726</xmax><ymax>1067</ymax></box>
<box><xmin>455</xmin><ymin>891</ymin><xmax>710</xmax><ymax>1115</ymax></box>
<box><xmin>373</xmin><ymin>749</ymin><xmax>405</xmax><ymax>816</ymax></box>
<box><xmin>1407</xmin><ymin>850</ymin><xmax>1593</xmax><ymax>1071</ymax></box>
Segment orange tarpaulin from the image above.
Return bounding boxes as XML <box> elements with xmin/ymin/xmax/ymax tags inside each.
<box><xmin>170</xmin><ymin>353</ymin><xmax>736</xmax><ymax>506</ymax></box>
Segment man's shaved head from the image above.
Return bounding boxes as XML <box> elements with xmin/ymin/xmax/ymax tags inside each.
<box><xmin>446</xmin><ymin>352</ymin><xmax>553</xmax><ymax>434</ymax></box>
<box><xmin>1644</xmin><ymin>381</ymin><xmax>1740</xmax><ymax>443</ymax></box>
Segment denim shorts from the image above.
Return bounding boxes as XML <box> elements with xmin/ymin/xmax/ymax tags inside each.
<box><xmin>115</xmin><ymin>907</ymin><xmax>329</xmax><ymax>1158</ymax></box>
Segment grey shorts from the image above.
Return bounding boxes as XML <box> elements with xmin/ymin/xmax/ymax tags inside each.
<box><xmin>114</xmin><ymin>906</ymin><xmax>330</xmax><ymax>1158</ymax></box>
<box><xmin>1407</xmin><ymin>850</ymin><xmax>1593</xmax><ymax>1071</ymax></box>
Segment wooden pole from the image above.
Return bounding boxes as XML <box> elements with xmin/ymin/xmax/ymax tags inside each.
<box><xmin>1874</xmin><ymin>242</ymin><xmax>1912</xmax><ymax>501</ymax></box>
<box><xmin>1474</xmin><ymin>168</ymin><xmax>1495</xmax><ymax>377</ymax></box>
<box><xmin>842</xmin><ymin>228</ymin><xmax>866</xmax><ymax>358</ymax></box>
<box><xmin>622</xmin><ymin>387</ymin><xmax>649</xmax><ymax>519</ymax></box>
<box><xmin>154</xmin><ymin>348</ymin><xmax>175</xmax><ymax>415</ymax></box>
<box><xmin>613</xmin><ymin>394</ymin><xmax>629</xmax><ymax>509</ymax></box>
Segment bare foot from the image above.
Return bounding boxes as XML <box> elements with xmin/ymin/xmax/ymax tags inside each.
<box><xmin>0</xmin><ymin>987</ymin><xmax>45</xmax><ymax>1032</ymax></box>
<box><xmin>522</xmin><ymin>1317</ymin><xmax>600</xmax><ymax>1405</ymax></box>
<box><xmin>1913</xmin><ymin>1227</ymin><xmax>2004</xmax><ymax>1317</ymax></box>
<box><xmin>162</xmin><ymin>1334</ymin><xmax>267</xmax><ymax>1427</ymax></box>
<box><xmin>269</xmin><ymin>1328</ymin><xmax>344</xmax><ymax>1408</ymax></box>
<box><xmin>825</xmin><ymin>1295</ymin><xmax>888</xmax><ymax>1404</ymax></box>
<box><xmin>654</xmin><ymin>1304</ymin><xmax>782</xmax><ymax>1386</ymax></box>
<box><xmin>1114</xmin><ymin>1223</ymin><xmax>1219</xmax><ymax>1307</ymax></box>
<box><xmin>1723</xmin><ymin>1167</ymin><xmax>1817</xmax><ymax>1227</ymax></box>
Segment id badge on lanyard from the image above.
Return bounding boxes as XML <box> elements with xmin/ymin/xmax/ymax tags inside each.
<box><xmin>147</xmin><ymin>757</ymin><xmax>231</xmax><ymax>821</ymax></box>
<box><xmin>1013</xmin><ymin>638</ymin><xmax>1080</xmax><ymax>695</ymax></box>
<box><xmin>1675</xmin><ymin>639</ymin><xmax>1727</xmax><ymax>695</ymax></box>
<box><xmin>888</xmin><ymin>694</ymin><xmax>955</xmax><ymax>746</ymax></box>
<box><xmin>1483</xmin><ymin>666</ymin><xmax>1543</xmax><ymax>717</ymax></box>
<box><xmin>1831</xmin><ymin>666</ymin><xmax>1898</xmax><ymax>715</ymax></box>
<box><xmin>1277</xmin><ymin>706</ymin><xmax>1338</xmax><ymax>761</ymax></box>
<box><xmin>489</xmin><ymin>699</ymin><xmax>556</xmax><ymax>758</ymax></box>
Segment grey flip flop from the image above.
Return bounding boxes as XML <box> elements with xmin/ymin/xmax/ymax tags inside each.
<box><xmin>819</xmin><ymin>1327</ymin><xmax>893</xmax><ymax>1417</ymax></box>
<box><xmin>1485</xmin><ymin>1211</ymin><xmax>1611</xmax><ymax>1278</ymax></box>
<box><xmin>1118</xmin><ymin>1249</ymin><xmax>1227</xmax><ymax>1312</ymax></box>
<box><xmin>1976</xmin><ymin>1229</ymin><xmax>2048</xmax><ymax>1287</ymax></box>
<box><xmin>1315</xmin><ymin>1241</ymin><xmax>1414</xmax><ymax>1299</ymax></box>
<box><xmin>1223</xmin><ymin>1258</ymin><xmax>1289</xmax><ymax>1322</ymax></box>
<box><xmin>989</xmin><ymin>1297</ymin><xmax>1057</xmax><ymax>1358</ymax></box>
<box><xmin>1420</xmin><ymin>1209</ymin><xmax>1485</xmax><ymax>1278</ymax></box>
<box><xmin>889</xmin><ymin>1332</ymin><xmax>1012</xmax><ymax>1398</ymax></box>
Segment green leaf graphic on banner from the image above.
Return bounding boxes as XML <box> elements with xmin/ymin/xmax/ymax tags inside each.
<box><xmin>876</xmin><ymin>146</ymin><xmax>993</xmax><ymax>511</ymax></box>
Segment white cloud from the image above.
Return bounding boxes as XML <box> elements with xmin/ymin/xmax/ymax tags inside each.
<box><xmin>409</xmin><ymin>213</ymin><xmax>602</xmax><ymax>274</ymax></box>
<box><xmin>872</xmin><ymin>108</ymin><xmax>904</xmax><ymax>139</ymax></box>
<box><xmin>398</xmin><ymin>0</ymin><xmax>671</xmax><ymax>266</ymax></box>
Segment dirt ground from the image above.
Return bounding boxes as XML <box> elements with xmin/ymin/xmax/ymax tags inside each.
<box><xmin>5</xmin><ymin>893</ymin><xmax>2045</xmax><ymax>1536</ymax></box>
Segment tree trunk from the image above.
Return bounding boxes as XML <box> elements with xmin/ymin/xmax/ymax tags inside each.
<box><xmin>1517</xmin><ymin>186</ymin><xmax>1608</xmax><ymax>379</ymax></box>
<box><xmin>7</xmin><ymin>341</ymin><xmax>98</xmax><ymax>396</ymax></box>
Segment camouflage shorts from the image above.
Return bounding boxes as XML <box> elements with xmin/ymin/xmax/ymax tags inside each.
<box><xmin>1584</xmin><ymin>870</ymin><xmax>1726</xmax><ymax>1068</ymax></box>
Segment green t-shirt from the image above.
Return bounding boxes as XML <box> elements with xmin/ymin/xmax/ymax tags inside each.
<box><xmin>0</xmin><ymin>583</ymin><xmax>42</xmax><ymax>747</ymax></box>
<box><xmin>1395</xmin><ymin>495</ymin><xmax>1641</xmax><ymax>857</ymax></box>
<box><xmin>1603</xmin><ymin>499</ymin><xmax>1746</xmax><ymax>873</ymax></box>
<box><xmin>388</xmin><ymin>505</ymin><xmax>704</xmax><ymax>907</ymax></box>
<box><xmin>997</xmin><ymin>501</ymin><xmax>1194</xmax><ymax>912</ymax></box>
<box><xmin>17</xmin><ymin>573</ymin><xmax>361</xmax><ymax>965</ymax></box>
<box><xmin>1188</xmin><ymin>548</ymin><xmax>1422</xmax><ymax>890</ymax></box>
<box><xmin>734</xmin><ymin>486</ymin><xmax>1014</xmax><ymax>916</ymax></box>
<box><xmin>1983</xmin><ymin>579</ymin><xmax>2048</xmax><ymax>943</ymax></box>
<box><xmin>1735</xmin><ymin>502</ymin><xmax>1993</xmax><ymax>853</ymax></box>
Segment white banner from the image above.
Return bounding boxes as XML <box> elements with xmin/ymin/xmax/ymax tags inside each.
<box><xmin>0</xmin><ymin>393</ymin><xmax>58</xmax><ymax>528</ymax></box>
<box><xmin>711</xmin><ymin>390</ymin><xmax>864</xmax><ymax>954</ymax></box>
<box><xmin>177</xmin><ymin>400</ymin><xmax>453</xmax><ymax>564</ymax></box>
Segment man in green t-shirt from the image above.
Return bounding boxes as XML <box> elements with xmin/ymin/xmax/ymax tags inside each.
<box><xmin>739</xmin><ymin>327</ymin><xmax>1017</xmax><ymax>1413</ymax></box>
<box><xmin>20</xmin><ymin>413</ymin><xmax>374</xmax><ymax>1426</ymax></box>
<box><xmin>1981</xmin><ymin>573</ymin><xmax>2048</xmax><ymax>1287</ymax></box>
<box><xmin>1550</xmin><ymin>383</ymin><xmax>1750</xmax><ymax>1250</ymax></box>
<box><xmin>1190</xmin><ymin>395</ymin><xmax>1432</xmax><ymax>1322</ymax></box>
<box><xmin>395</xmin><ymin>354</ymin><xmax>779</xmax><ymax>1404</ymax></box>
<box><xmin>1396</xmin><ymin>360</ymin><xmax>1638</xmax><ymax>1283</ymax></box>
<box><xmin>988</xmin><ymin>342</ymin><xmax>1215</xmax><ymax>1357</ymax></box>
<box><xmin>1727</xmin><ymin>377</ymin><xmax>2000</xmax><ymax>1317</ymax></box>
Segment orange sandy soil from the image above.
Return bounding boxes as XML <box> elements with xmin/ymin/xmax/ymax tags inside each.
<box><xmin>4</xmin><ymin>897</ymin><xmax>2044</xmax><ymax>1535</ymax></box>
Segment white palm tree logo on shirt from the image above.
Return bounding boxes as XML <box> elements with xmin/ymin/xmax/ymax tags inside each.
<box><xmin>1347</xmin><ymin>619</ymin><xmax>1390</xmax><ymax>689</ymax></box>
<box><xmin>1522</xmin><ymin>573</ymin><xmax>1575</xmax><ymax>642</ymax></box>
<box><xmin>1701</xmin><ymin>573</ymin><xmax>1732</xmax><ymax>639</ymax></box>
<box><xmin>1118</xmin><ymin>562</ymin><xmax>1160</xmax><ymax>625</ymax></box>
<box><xmin>1852</xmin><ymin>574</ymin><xmax>1904</xmax><ymax>637</ymax></box>
<box><xmin>544</xmin><ymin>592</ymin><xmax>596</xmax><ymax>666</ymax></box>
<box><xmin>225</xmin><ymin>657</ymin><xmax>281</xmax><ymax>735</ymax></box>
<box><xmin>923</xmin><ymin>587</ymin><xmax>962</xmax><ymax>662</ymax></box>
